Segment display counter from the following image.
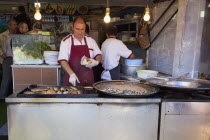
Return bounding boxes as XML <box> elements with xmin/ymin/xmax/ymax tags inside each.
<box><xmin>6</xmin><ymin>93</ymin><xmax>160</xmax><ymax>140</ymax></box>
<box><xmin>12</xmin><ymin>65</ymin><xmax>61</xmax><ymax>92</ymax></box>
<box><xmin>6</xmin><ymin>88</ymin><xmax>210</xmax><ymax>140</ymax></box>
<box><xmin>6</xmin><ymin>72</ymin><xmax>210</xmax><ymax>140</ymax></box>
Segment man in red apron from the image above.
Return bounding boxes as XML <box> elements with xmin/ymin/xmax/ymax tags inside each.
<box><xmin>58</xmin><ymin>17</ymin><xmax>101</xmax><ymax>86</ymax></box>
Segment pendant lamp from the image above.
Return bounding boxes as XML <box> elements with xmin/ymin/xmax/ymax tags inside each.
<box><xmin>143</xmin><ymin>5</ymin><xmax>150</xmax><ymax>21</ymax></box>
<box><xmin>34</xmin><ymin>0</ymin><xmax>42</xmax><ymax>20</ymax></box>
<box><xmin>104</xmin><ymin>0</ymin><xmax>111</xmax><ymax>23</ymax></box>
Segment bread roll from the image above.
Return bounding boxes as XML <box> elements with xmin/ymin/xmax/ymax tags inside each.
<box><xmin>46</xmin><ymin>89</ymin><xmax>57</xmax><ymax>94</ymax></box>
<box><xmin>81</xmin><ymin>58</ymin><xmax>91</xmax><ymax>65</ymax></box>
<box><xmin>31</xmin><ymin>88</ymin><xmax>47</xmax><ymax>92</ymax></box>
<box><xmin>24</xmin><ymin>91</ymin><xmax>33</xmax><ymax>94</ymax></box>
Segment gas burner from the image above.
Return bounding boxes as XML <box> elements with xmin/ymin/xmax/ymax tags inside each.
<box><xmin>157</xmin><ymin>89</ymin><xmax>210</xmax><ymax>100</ymax></box>
<box><xmin>191</xmin><ymin>91</ymin><xmax>210</xmax><ymax>100</ymax></box>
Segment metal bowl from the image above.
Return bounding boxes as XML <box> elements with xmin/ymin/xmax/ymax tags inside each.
<box><xmin>121</xmin><ymin>63</ymin><xmax>146</xmax><ymax>76</ymax></box>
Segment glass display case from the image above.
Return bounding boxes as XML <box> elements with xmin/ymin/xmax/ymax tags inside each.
<box><xmin>11</xmin><ymin>34</ymin><xmax>55</xmax><ymax>64</ymax></box>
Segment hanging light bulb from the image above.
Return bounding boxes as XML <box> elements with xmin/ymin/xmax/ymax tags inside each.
<box><xmin>34</xmin><ymin>9</ymin><xmax>42</xmax><ymax>20</ymax></box>
<box><xmin>104</xmin><ymin>8</ymin><xmax>111</xmax><ymax>23</ymax></box>
<box><xmin>143</xmin><ymin>6</ymin><xmax>150</xmax><ymax>21</ymax></box>
<box><xmin>104</xmin><ymin>0</ymin><xmax>111</xmax><ymax>23</ymax></box>
<box><xmin>34</xmin><ymin>2</ymin><xmax>42</xmax><ymax>20</ymax></box>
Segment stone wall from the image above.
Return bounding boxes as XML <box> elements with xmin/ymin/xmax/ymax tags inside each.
<box><xmin>148</xmin><ymin>0</ymin><xmax>178</xmax><ymax>75</ymax></box>
<box><xmin>200</xmin><ymin>0</ymin><xmax>210</xmax><ymax>79</ymax></box>
<box><xmin>148</xmin><ymin>0</ymin><xmax>206</xmax><ymax>78</ymax></box>
<box><xmin>173</xmin><ymin>0</ymin><xmax>205</xmax><ymax>78</ymax></box>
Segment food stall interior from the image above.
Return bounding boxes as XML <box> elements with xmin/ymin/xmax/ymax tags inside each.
<box><xmin>1</xmin><ymin>0</ymin><xmax>210</xmax><ymax>140</ymax></box>
<box><xmin>0</xmin><ymin>0</ymin><xmax>151</xmax><ymax>90</ymax></box>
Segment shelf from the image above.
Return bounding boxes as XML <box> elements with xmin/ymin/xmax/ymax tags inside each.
<box><xmin>123</xmin><ymin>41</ymin><xmax>139</xmax><ymax>45</ymax></box>
<box><xmin>41</xmin><ymin>22</ymin><xmax>55</xmax><ymax>24</ymax></box>
<box><xmin>110</xmin><ymin>18</ymin><xmax>139</xmax><ymax>37</ymax></box>
<box><xmin>111</xmin><ymin>18</ymin><xmax>139</xmax><ymax>25</ymax></box>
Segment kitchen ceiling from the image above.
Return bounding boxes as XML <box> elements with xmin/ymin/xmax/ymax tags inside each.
<box><xmin>0</xmin><ymin>0</ymin><xmax>171</xmax><ymax>17</ymax></box>
<box><xmin>0</xmin><ymin>1</ymin><xmax>26</xmax><ymax>6</ymax></box>
<box><xmin>0</xmin><ymin>0</ymin><xmax>153</xmax><ymax>6</ymax></box>
<box><xmin>0</xmin><ymin>0</ymin><xmax>171</xmax><ymax>6</ymax></box>
<box><xmin>0</xmin><ymin>0</ymin><xmax>148</xmax><ymax>16</ymax></box>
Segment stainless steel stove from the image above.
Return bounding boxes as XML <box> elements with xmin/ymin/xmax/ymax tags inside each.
<box><xmin>154</xmin><ymin>89</ymin><xmax>210</xmax><ymax>101</ymax></box>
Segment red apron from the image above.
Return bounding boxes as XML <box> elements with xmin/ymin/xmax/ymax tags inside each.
<box><xmin>63</xmin><ymin>35</ymin><xmax>94</xmax><ymax>86</ymax></box>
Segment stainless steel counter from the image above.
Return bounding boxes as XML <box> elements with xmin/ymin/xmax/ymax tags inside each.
<box><xmin>160</xmin><ymin>102</ymin><xmax>210</xmax><ymax>140</ymax></box>
<box><xmin>6</xmin><ymin>93</ymin><xmax>161</xmax><ymax>103</ymax></box>
<box><xmin>6</xmin><ymin>93</ymin><xmax>210</xmax><ymax>140</ymax></box>
<box><xmin>6</xmin><ymin>95</ymin><xmax>161</xmax><ymax>140</ymax></box>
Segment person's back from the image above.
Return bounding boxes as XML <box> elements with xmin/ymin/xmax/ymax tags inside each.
<box><xmin>101</xmin><ymin>25</ymin><xmax>134</xmax><ymax>80</ymax></box>
<box><xmin>102</xmin><ymin>38</ymin><xmax>128</xmax><ymax>70</ymax></box>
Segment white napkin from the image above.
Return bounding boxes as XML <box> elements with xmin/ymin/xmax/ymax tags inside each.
<box><xmin>80</xmin><ymin>55</ymin><xmax>92</xmax><ymax>66</ymax></box>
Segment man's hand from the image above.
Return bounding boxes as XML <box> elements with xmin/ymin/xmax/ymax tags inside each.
<box><xmin>86</xmin><ymin>59</ymin><xmax>99</xmax><ymax>69</ymax></box>
<box><xmin>69</xmin><ymin>73</ymin><xmax>80</xmax><ymax>86</ymax></box>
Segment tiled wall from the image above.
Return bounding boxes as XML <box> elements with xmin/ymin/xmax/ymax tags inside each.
<box><xmin>13</xmin><ymin>68</ymin><xmax>59</xmax><ymax>92</ymax></box>
<box><xmin>148</xmin><ymin>0</ymin><xmax>178</xmax><ymax>75</ymax></box>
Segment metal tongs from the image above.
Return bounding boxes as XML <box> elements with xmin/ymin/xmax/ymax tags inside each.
<box><xmin>173</xmin><ymin>72</ymin><xmax>190</xmax><ymax>81</ymax></box>
<box><xmin>152</xmin><ymin>72</ymin><xmax>190</xmax><ymax>82</ymax></box>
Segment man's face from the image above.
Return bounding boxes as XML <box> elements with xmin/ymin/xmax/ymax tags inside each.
<box><xmin>72</xmin><ymin>22</ymin><xmax>86</xmax><ymax>40</ymax></box>
<box><xmin>20</xmin><ymin>23</ymin><xmax>28</xmax><ymax>34</ymax></box>
<box><xmin>8</xmin><ymin>21</ymin><xmax>17</xmax><ymax>33</ymax></box>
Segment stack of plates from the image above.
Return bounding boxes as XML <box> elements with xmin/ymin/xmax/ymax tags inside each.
<box><xmin>44</xmin><ymin>51</ymin><xmax>59</xmax><ymax>65</ymax></box>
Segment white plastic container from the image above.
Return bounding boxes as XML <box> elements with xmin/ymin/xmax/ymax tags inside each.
<box><xmin>136</xmin><ymin>70</ymin><xmax>158</xmax><ymax>79</ymax></box>
<box><xmin>44</xmin><ymin>51</ymin><xmax>59</xmax><ymax>65</ymax></box>
<box><xmin>121</xmin><ymin>31</ymin><xmax>131</xmax><ymax>42</ymax></box>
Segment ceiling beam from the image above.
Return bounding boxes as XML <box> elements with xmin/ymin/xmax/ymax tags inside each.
<box><xmin>0</xmin><ymin>0</ymin><xmax>153</xmax><ymax>6</ymax></box>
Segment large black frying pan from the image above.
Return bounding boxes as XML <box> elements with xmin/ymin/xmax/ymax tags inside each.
<box><xmin>93</xmin><ymin>80</ymin><xmax>159</xmax><ymax>97</ymax></box>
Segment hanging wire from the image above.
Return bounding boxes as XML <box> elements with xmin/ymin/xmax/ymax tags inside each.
<box><xmin>106</xmin><ymin>0</ymin><xmax>109</xmax><ymax>8</ymax></box>
<box><xmin>35</xmin><ymin>0</ymin><xmax>40</xmax><ymax>8</ymax></box>
<box><xmin>145</xmin><ymin>0</ymin><xmax>149</xmax><ymax>6</ymax></box>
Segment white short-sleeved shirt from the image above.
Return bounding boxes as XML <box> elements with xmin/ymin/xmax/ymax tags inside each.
<box><xmin>58</xmin><ymin>34</ymin><xmax>101</xmax><ymax>62</ymax></box>
<box><xmin>101</xmin><ymin>38</ymin><xmax>132</xmax><ymax>80</ymax></box>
